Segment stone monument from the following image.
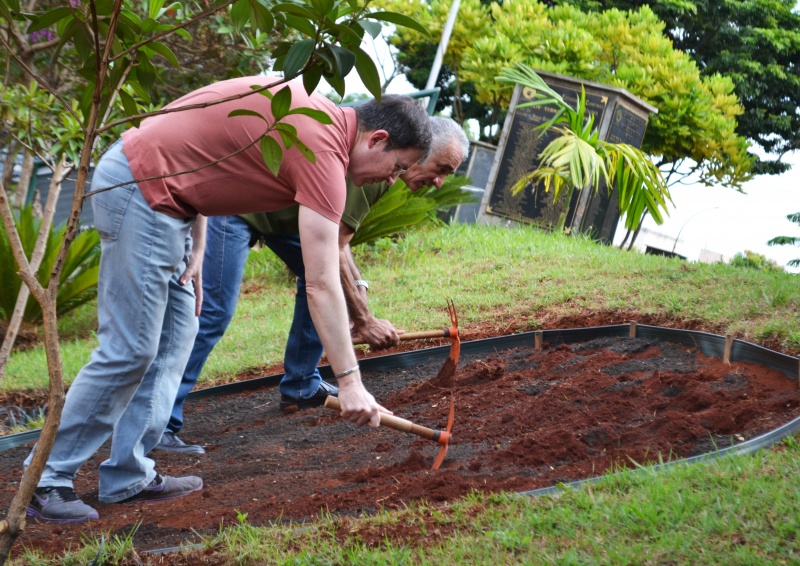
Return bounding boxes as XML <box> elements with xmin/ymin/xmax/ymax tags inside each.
<box><xmin>477</xmin><ymin>70</ymin><xmax>657</xmax><ymax>244</ymax></box>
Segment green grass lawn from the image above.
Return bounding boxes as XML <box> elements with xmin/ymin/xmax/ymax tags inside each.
<box><xmin>5</xmin><ymin>223</ymin><xmax>800</xmax><ymax>564</ymax></box>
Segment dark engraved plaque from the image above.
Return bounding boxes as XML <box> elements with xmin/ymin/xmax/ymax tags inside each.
<box><xmin>578</xmin><ymin>104</ymin><xmax>650</xmax><ymax>244</ymax></box>
<box><xmin>468</xmin><ymin>145</ymin><xmax>496</xmax><ymax>189</ymax></box>
<box><xmin>607</xmin><ymin>104</ymin><xmax>648</xmax><ymax>146</ymax></box>
<box><xmin>486</xmin><ymin>83</ymin><xmax>609</xmax><ymax>231</ymax></box>
<box><xmin>481</xmin><ymin>71</ymin><xmax>655</xmax><ymax>244</ymax></box>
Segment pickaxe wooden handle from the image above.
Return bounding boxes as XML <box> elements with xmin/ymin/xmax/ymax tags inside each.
<box><xmin>397</xmin><ymin>328</ymin><xmax>455</xmax><ymax>341</ymax></box>
<box><xmin>352</xmin><ymin>327</ymin><xmax>454</xmax><ymax>344</ymax></box>
<box><xmin>324</xmin><ymin>396</ymin><xmax>451</xmax><ymax>445</ymax></box>
<box><xmin>352</xmin><ymin>299</ymin><xmax>460</xmax><ymax>346</ymax></box>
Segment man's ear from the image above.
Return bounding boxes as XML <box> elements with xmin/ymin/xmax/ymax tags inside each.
<box><xmin>367</xmin><ymin>129</ymin><xmax>390</xmax><ymax>149</ymax></box>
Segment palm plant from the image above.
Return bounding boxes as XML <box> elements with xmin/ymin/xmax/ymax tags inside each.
<box><xmin>767</xmin><ymin>212</ymin><xmax>800</xmax><ymax>268</ymax></box>
<box><xmin>0</xmin><ymin>207</ymin><xmax>100</xmax><ymax>324</ymax></box>
<box><xmin>351</xmin><ymin>175</ymin><xmax>476</xmax><ymax>246</ymax></box>
<box><xmin>496</xmin><ymin>64</ymin><xmax>671</xmax><ymax>232</ymax></box>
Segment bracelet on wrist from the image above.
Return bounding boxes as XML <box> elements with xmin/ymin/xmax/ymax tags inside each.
<box><xmin>334</xmin><ymin>364</ymin><xmax>360</xmax><ymax>379</ymax></box>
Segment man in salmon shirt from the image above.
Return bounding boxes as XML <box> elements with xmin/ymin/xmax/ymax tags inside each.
<box><xmin>23</xmin><ymin>77</ymin><xmax>432</xmax><ymax>523</ymax></box>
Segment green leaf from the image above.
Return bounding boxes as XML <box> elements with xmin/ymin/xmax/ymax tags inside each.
<box><xmin>283</xmin><ymin>14</ymin><xmax>316</xmax><ymax>37</ymax></box>
<box><xmin>271</xmin><ymin>86</ymin><xmax>292</xmax><ymax>121</ymax></box>
<box><xmin>276</xmin><ymin>128</ymin><xmax>316</xmax><ymax>163</ymax></box>
<box><xmin>229</xmin><ymin>109</ymin><xmax>267</xmax><ymax>121</ymax></box>
<box><xmin>367</xmin><ymin>11</ymin><xmax>430</xmax><ymax>37</ymax></box>
<box><xmin>118</xmin><ymin>89</ymin><xmax>139</xmax><ymax>118</ymax></box>
<box><xmin>327</xmin><ymin>44</ymin><xmax>356</xmax><ymax>78</ymax></box>
<box><xmin>273</xmin><ymin>3</ymin><xmax>316</xmax><ymax>20</ymax></box>
<box><xmin>230</xmin><ymin>0</ymin><xmax>249</xmax><ymax>35</ymax></box>
<box><xmin>308</xmin><ymin>0</ymin><xmax>335</xmax><ymax>17</ymax></box>
<box><xmin>250</xmin><ymin>84</ymin><xmax>273</xmax><ymax>100</ymax></box>
<box><xmin>286</xmin><ymin>106</ymin><xmax>333</xmax><ymax>124</ymax></box>
<box><xmin>0</xmin><ymin>2</ymin><xmax>15</xmax><ymax>23</ymax></box>
<box><xmin>146</xmin><ymin>41</ymin><xmax>180</xmax><ymax>66</ymax></box>
<box><xmin>27</xmin><ymin>6</ymin><xmax>73</xmax><ymax>33</ymax></box>
<box><xmin>275</xmin><ymin>122</ymin><xmax>298</xmax><ymax>138</ymax></box>
<box><xmin>302</xmin><ymin>65</ymin><xmax>323</xmax><ymax>95</ymax></box>
<box><xmin>148</xmin><ymin>0</ymin><xmax>165</xmax><ymax>19</ymax></box>
<box><xmin>357</xmin><ymin>19</ymin><xmax>382</xmax><ymax>39</ymax></box>
<box><xmin>283</xmin><ymin>38</ymin><xmax>315</xmax><ymax>78</ymax></box>
<box><xmin>354</xmin><ymin>47</ymin><xmax>381</xmax><ymax>101</ymax></box>
<box><xmin>261</xmin><ymin>136</ymin><xmax>283</xmax><ymax>176</ymax></box>
<box><xmin>325</xmin><ymin>71</ymin><xmax>346</xmax><ymax>98</ymax></box>
<box><xmin>134</xmin><ymin>52</ymin><xmax>156</xmax><ymax>92</ymax></box>
<box><xmin>249</xmin><ymin>0</ymin><xmax>274</xmax><ymax>33</ymax></box>
<box><xmin>141</xmin><ymin>17</ymin><xmax>159</xmax><ymax>34</ymax></box>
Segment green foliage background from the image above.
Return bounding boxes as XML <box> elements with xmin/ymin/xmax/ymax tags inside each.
<box><xmin>0</xmin><ymin>207</ymin><xmax>100</xmax><ymax>323</ymax></box>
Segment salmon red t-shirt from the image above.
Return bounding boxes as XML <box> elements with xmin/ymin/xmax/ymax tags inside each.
<box><xmin>121</xmin><ymin>77</ymin><xmax>356</xmax><ymax>224</ymax></box>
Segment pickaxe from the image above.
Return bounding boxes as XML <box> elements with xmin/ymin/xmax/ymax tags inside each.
<box><xmin>353</xmin><ymin>299</ymin><xmax>461</xmax><ymax>385</ymax></box>
<box><xmin>324</xmin><ymin>395</ymin><xmax>455</xmax><ymax>470</ymax></box>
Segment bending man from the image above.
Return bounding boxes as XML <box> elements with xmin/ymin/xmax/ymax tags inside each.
<box><xmin>24</xmin><ymin>77</ymin><xmax>432</xmax><ymax>523</ymax></box>
<box><xmin>156</xmin><ymin>117</ymin><xmax>469</xmax><ymax>453</ymax></box>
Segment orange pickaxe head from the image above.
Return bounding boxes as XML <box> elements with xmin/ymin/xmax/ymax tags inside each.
<box><xmin>431</xmin><ymin>396</ymin><xmax>455</xmax><ymax>470</ymax></box>
<box><xmin>324</xmin><ymin>395</ymin><xmax>455</xmax><ymax>471</ymax></box>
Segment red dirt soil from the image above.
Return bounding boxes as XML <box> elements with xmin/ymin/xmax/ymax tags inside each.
<box><xmin>2</xmin><ymin>314</ymin><xmax>800</xmax><ymax>562</ymax></box>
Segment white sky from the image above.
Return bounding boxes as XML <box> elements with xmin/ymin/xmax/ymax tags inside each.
<box><xmin>622</xmin><ymin>152</ymin><xmax>800</xmax><ymax>273</ymax></box>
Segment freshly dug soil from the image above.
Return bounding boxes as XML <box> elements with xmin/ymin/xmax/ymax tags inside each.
<box><xmin>2</xmin><ymin>332</ymin><xmax>800</xmax><ymax>561</ymax></box>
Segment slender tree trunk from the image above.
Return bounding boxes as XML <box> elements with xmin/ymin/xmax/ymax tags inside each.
<box><xmin>0</xmin><ymin>291</ymin><xmax>65</xmax><ymax>565</ymax></box>
<box><xmin>0</xmin><ymin>159</ymin><xmax>68</xmax><ymax>379</ymax></box>
<box><xmin>0</xmin><ymin>182</ymin><xmax>65</xmax><ymax>565</ymax></box>
<box><xmin>0</xmin><ymin>0</ymin><xmax>116</xmax><ymax>553</ymax></box>
<box><xmin>626</xmin><ymin>210</ymin><xmax>649</xmax><ymax>251</ymax></box>
<box><xmin>12</xmin><ymin>152</ymin><xmax>34</xmax><ymax>211</ymax></box>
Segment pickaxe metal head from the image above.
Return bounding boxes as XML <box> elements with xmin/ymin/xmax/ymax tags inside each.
<box><xmin>324</xmin><ymin>395</ymin><xmax>455</xmax><ymax>471</ymax></box>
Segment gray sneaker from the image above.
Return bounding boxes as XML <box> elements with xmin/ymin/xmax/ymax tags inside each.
<box><xmin>153</xmin><ymin>431</ymin><xmax>205</xmax><ymax>454</ymax></box>
<box><xmin>123</xmin><ymin>474</ymin><xmax>203</xmax><ymax>503</ymax></box>
<box><xmin>27</xmin><ymin>486</ymin><xmax>99</xmax><ymax>523</ymax></box>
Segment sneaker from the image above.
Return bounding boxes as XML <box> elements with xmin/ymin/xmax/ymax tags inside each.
<box><xmin>27</xmin><ymin>486</ymin><xmax>99</xmax><ymax>523</ymax></box>
<box><xmin>279</xmin><ymin>380</ymin><xmax>339</xmax><ymax>412</ymax></box>
<box><xmin>153</xmin><ymin>431</ymin><xmax>205</xmax><ymax>454</ymax></box>
<box><xmin>123</xmin><ymin>473</ymin><xmax>203</xmax><ymax>503</ymax></box>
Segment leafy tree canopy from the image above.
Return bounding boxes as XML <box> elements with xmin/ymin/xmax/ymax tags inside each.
<box><xmin>576</xmin><ymin>0</ymin><xmax>800</xmax><ymax>176</ymax></box>
<box><xmin>376</xmin><ymin>0</ymin><xmax>754</xmax><ymax>191</ymax></box>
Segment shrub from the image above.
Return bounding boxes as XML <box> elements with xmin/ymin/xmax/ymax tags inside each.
<box><xmin>352</xmin><ymin>175</ymin><xmax>477</xmax><ymax>246</ymax></box>
<box><xmin>0</xmin><ymin>206</ymin><xmax>100</xmax><ymax>323</ymax></box>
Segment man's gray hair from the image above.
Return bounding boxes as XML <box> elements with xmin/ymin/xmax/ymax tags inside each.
<box><xmin>354</xmin><ymin>95</ymin><xmax>432</xmax><ymax>161</ymax></box>
<box><xmin>429</xmin><ymin>117</ymin><xmax>470</xmax><ymax>163</ymax></box>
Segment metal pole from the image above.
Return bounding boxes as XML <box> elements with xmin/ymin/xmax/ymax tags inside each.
<box><xmin>671</xmin><ymin>206</ymin><xmax>720</xmax><ymax>254</ymax></box>
<box><xmin>424</xmin><ymin>0</ymin><xmax>461</xmax><ymax>91</ymax></box>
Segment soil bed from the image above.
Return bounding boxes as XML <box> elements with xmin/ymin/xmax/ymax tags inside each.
<box><xmin>2</xmin><ymin>334</ymin><xmax>800</xmax><ymax>560</ymax></box>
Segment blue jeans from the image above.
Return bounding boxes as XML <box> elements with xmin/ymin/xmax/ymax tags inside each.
<box><xmin>26</xmin><ymin>140</ymin><xmax>198</xmax><ymax>503</ymax></box>
<box><xmin>166</xmin><ymin>216</ymin><xmax>323</xmax><ymax>434</ymax></box>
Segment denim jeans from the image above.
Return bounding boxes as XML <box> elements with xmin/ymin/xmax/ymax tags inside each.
<box><xmin>166</xmin><ymin>216</ymin><xmax>323</xmax><ymax>434</ymax></box>
<box><xmin>26</xmin><ymin>140</ymin><xmax>197</xmax><ymax>503</ymax></box>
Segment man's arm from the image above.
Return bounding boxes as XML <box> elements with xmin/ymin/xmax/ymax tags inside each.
<box><xmin>338</xmin><ymin>223</ymin><xmax>402</xmax><ymax>349</ymax></box>
<box><xmin>298</xmin><ymin>205</ymin><xmax>388</xmax><ymax>427</ymax></box>
<box><xmin>180</xmin><ymin>214</ymin><xmax>207</xmax><ymax>316</ymax></box>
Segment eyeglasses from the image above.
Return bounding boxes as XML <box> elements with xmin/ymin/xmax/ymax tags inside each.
<box><xmin>391</xmin><ymin>150</ymin><xmax>410</xmax><ymax>178</ymax></box>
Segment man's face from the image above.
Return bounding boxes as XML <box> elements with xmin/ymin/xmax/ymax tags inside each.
<box><xmin>400</xmin><ymin>142</ymin><xmax>463</xmax><ymax>191</ymax></box>
<box><xmin>348</xmin><ymin>131</ymin><xmax>423</xmax><ymax>187</ymax></box>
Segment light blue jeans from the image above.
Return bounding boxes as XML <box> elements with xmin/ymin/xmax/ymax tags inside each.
<box><xmin>26</xmin><ymin>140</ymin><xmax>198</xmax><ymax>503</ymax></box>
<box><xmin>166</xmin><ymin>216</ymin><xmax>323</xmax><ymax>434</ymax></box>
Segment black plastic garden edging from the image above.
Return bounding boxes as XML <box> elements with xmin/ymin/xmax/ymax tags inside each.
<box><xmin>2</xmin><ymin>323</ymin><xmax>799</xmax><ymax>483</ymax></box>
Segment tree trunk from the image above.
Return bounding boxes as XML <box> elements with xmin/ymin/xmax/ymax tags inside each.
<box><xmin>0</xmin><ymin>182</ymin><xmax>65</xmax><ymax>565</ymax></box>
<box><xmin>626</xmin><ymin>210</ymin><xmax>649</xmax><ymax>251</ymax></box>
<box><xmin>0</xmin><ymin>159</ymin><xmax>68</xmax><ymax>379</ymax></box>
<box><xmin>12</xmin><ymin>152</ymin><xmax>35</xmax><ymax>212</ymax></box>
